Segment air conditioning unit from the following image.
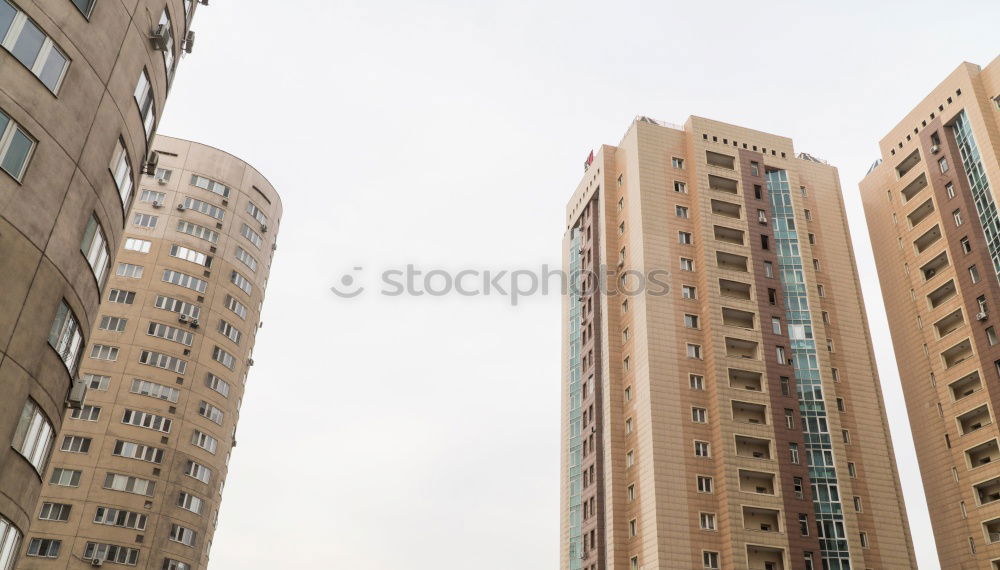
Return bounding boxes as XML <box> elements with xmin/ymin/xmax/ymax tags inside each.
<box><xmin>152</xmin><ymin>200</ymin><xmax>162</xmax><ymax>208</ymax></box>
<box><xmin>149</xmin><ymin>25</ymin><xmax>169</xmax><ymax>51</ymax></box>
<box><xmin>178</xmin><ymin>314</ymin><xmax>189</xmax><ymax>323</ymax></box>
<box><xmin>261</xmin><ymin>224</ymin><xmax>268</xmax><ymax>233</ymax></box>
<box><xmin>91</xmin><ymin>558</ymin><xmax>104</xmax><ymax>567</ymax></box>
<box><xmin>931</xmin><ymin>145</ymin><xmax>941</xmax><ymax>154</ymax></box>
<box><xmin>199</xmin><ymin>0</ymin><xmax>209</xmax><ymax>4</ymax></box>
<box><xmin>758</xmin><ymin>212</ymin><xmax>768</xmax><ymax>224</ymax></box>
<box><xmin>183</xmin><ymin>30</ymin><xmax>196</xmax><ymax>54</ymax></box>
<box><xmin>66</xmin><ymin>377</ymin><xmax>88</xmax><ymax>409</ymax></box>
<box><xmin>221</xmin><ymin>199</ymin><xmax>228</xmax><ymax>206</ymax></box>
<box><xmin>157</xmin><ymin>177</ymin><xmax>168</xmax><ymax>185</ymax></box>
<box><xmin>248</xmin><ymin>358</ymin><xmax>255</xmax><ymax>366</ymax></box>
<box><xmin>978</xmin><ymin>311</ymin><xmax>988</xmax><ymax>321</ymax></box>
<box><xmin>190</xmin><ymin>319</ymin><xmax>200</xmax><ymax>328</ymax></box>
<box><xmin>177</xmin><ymin>204</ymin><xmax>186</xmax><ymax>211</ymax></box>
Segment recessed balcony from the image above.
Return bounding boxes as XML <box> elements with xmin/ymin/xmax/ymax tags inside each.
<box><xmin>719</xmin><ymin>279</ymin><xmax>752</xmax><ymax>301</ymax></box>
<box><xmin>985</xmin><ymin>518</ymin><xmax>1000</xmax><ymax>544</ymax></box>
<box><xmin>975</xmin><ymin>476</ymin><xmax>1000</xmax><ymax>506</ymax></box>
<box><xmin>950</xmin><ymin>371</ymin><xmax>983</xmax><ymax>402</ymax></box>
<box><xmin>967</xmin><ymin>439</ymin><xmax>1000</xmax><ymax>469</ymax></box>
<box><xmin>723</xmin><ymin>307</ymin><xmax>755</xmax><ymax>330</ymax></box>
<box><xmin>907</xmin><ymin>198</ymin><xmax>935</xmax><ymax>228</ymax></box>
<box><xmin>896</xmin><ymin>149</ymin><xmax>921</xmax><ymax>179</ymax></box>
<box><xmin>726</xmin><ymin>337</ymin><xmax>758</xmax><ymax>360</ymax></box>
<box><xmin>743</xmin><ymin>506</ymin><xmax>781</xmax><ymax>533</ymax></box>
<box><xmin>707</xmin><ymin>151</ymin><xmax>736</xmax><ymax>170</ymax></box>
<box><xmin>735</xmin><ymin>435</ymin><xmax>771</xmax><ymax>460</ymax></box>
<box><xmin>901</xmin><ymin>172</ymin><xmax>929</xmax><ymax>203</ymax></box>
<box><xmin>942</xmin><ymin>338</ymin><xmax>974</xmax><ymax>369</ymax></box>
<box><xmin>729</xmin><ymin>368</ymin><xmax>763</xmax><ymax>392</ymax></box>
<box><xmin>934</xmin><ymin>309</ymin><xmax>965</xmax><ymax>339</ymax></box>
<box><xmin>714</xmin><ymin>225</ymin><xmax>745</xmax><ymax>245</ymax></box>
<box><xmin>712</xmin><ymin>199</ymin><xmax>742</xmax><ymax>219</ymax></box>
<box><xmin>717</xmin><ymin>251</ymin><xmax>749</xmax><ymax>272</ymax></box>
<box><xmin>739</xmin><ymin>469</ymin><xmax>776</xmax><ymax>495</ymax></box>
<box><xmin>957</xmin><ymin>404</ymin><xmax>992</xmax><ymax>436</ymax></box>
<box><xmin>928</xmin><ymin>280</ymin><xmax>957</xmax><ymax>309</ymax></box>
<box><xmin>709</xmin><ymin>174</ymin><xmax>739</xmax><ymax>194</ymax></box>
<box><xmin>920</xmin><ymin>251</ymin><xmax>950</xmax><ymax>281</ymax></box>
<box><xmin>914</xmin><ymin>224</ymin><xmax>942</xmax><ymax>254</ymax></box>
<box><xmin>733</xmin><ymin>401</ymin><xmax>768</xmax><ymax>425</ymax></box>
<box><xmin>747</xmin><ymin>545</ymin><xmax>786</xmax><ymax>570</ymax></box>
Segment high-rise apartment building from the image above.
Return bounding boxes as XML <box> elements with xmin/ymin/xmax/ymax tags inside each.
<box><xmin>13</xmin><ymin>135</ymin><xmax>281</xmax><ymax>569</ymax></box>
<box><xmin>562</xmin><ymin>116</ymin><xmax>915</xmax><ymax>570</ymax></box>
<box><xmin>0</xmin><ymin>2</ymin><xmax>197</xmax><ymax>567</ymax></box>
<box><xmin>861</xmin><ymin>57</ymin><xmax>1000</xmax><ymax>568</ymax></box>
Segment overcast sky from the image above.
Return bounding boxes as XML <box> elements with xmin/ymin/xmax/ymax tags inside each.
<box><xmin>157</xmin><ymin>1</ymin><xmax>1000</xmax><ymax>568</ymax></box>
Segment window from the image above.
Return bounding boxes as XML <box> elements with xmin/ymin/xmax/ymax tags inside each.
<box><xmin>241</xmin><ymin>223</ymin><xmax>263</xmax><ymax>247</ymax></box>
<box><xmin>89</xmin><ymin>344</ymin><xmax>119</xmax><ymax>361</ymax></box>
<box><xmin>768</xmin><ymin>288</ymin><xmax>776</xmax><ymax>305</ymax></box>
<box><xmin>699</xmin><ymin>512</ymin><xmax>716</xmax><ymax>530</ymax></box>
<box><xmin>163</xmin><ymin>269</ymin><xmax>208</xmax><ymax>293</ymax></box>
<box><xmin>107</xmin><ymin>289</ymin><xmax>135</xmax><ymax>304</ymax></box>
<box><xmin>971</xmin><ymin>265</ymin><xmax>981</xmax><ymax>283</ymax></box>
<box><xmin>703</xmin><ymin>551</ymin><xmax>720</xmax><ymax>569</ymax></box>
<box><xmin>823</xmin><ymin>311</ymin><xmax>831</xmax><ymax>325</ymax></box>
<box><xmin>158</xmin><ymin>9</ymin><xmax>175</xmax><ymax>78</ymax></box>
<box><xmin>678</xmin><ymin>231</ymin><xmax>693</xmax><ymax>245</ymax></box>
<box><xmin>690</xmin><ymin>374</ymin><xmax>704</xmax><ymax>390</ymax></box>
<box><xmin>676</xmin><ymin>205</ymin><xmax>689</xmax><ymax>218</ymax></box>
<box><xmin>860</xmin><ymin>531</ymin><xmax>869</xmax><ymax>548</ymax></box>
<box><xmin>231</xmin><ymin>270</ymin><xmax>253</xmax><ymax>295</ymax></box>
<box><xmin>184</xmin><ymin>196</ymin><xmax>225</xmax><ymax>220</ymax></box>
<box><xmin>848</xmin><ymin>462</ymin><xmax>857</xmax><ymax>478</ymax></box>
<box><xmin>680</xmin><ymin>257</ymin><xmax>694</xmax><ymax>271</ymax></box>
<box><xmin>624</xmin><ymin>386</ymin><xmax>632</xmax><ymax>402</ymax></box>
<box><xmin>754</xmin><ymin>185</ymin><xmax>762</xmax><ymax>199</ymax></box>
<box><xmin>25</xmin><ymin>538</ymin><xmax>60</xmax><ymax>558</ymax></box>
<box><xmin>682</xmin><ymin>285</ymin><xmax>697</xmax><ymax>299</ymax></box>
<box><xmin>190</xmin><ymin>174</ymin><xmax>231</xmax><ymax>198</ymax></box>
<box><xmin>164</xmin><ymin>560</ymin><xmax>191</xmax><ymax>570</ymax></box>
<box><xmin>80</xmin><ymin>215</ymin><xmax>110</xmax><ymax>284</ymax></box>
<box><xmin>12</xmin><ymin>399</ymin><xmax>54</xmax><ymax>473</ymax></box>
<box><xmin>761</xmin><ymin>234</ymin><xmax>769</xmax><ymax>249</ymax></box>
<box><xmin>804</xmin><ymin>209</ymin><xmax>812</xmax><ymax>221</ymax></box>
<box><xmin>687</xmin><ymin>344</ymin><xmax>702</xmax><ymax>359</ymax></box>
<box><xmin>177</xmin><ymin>219</ymin><xmax>219</xmax><ymax>243</ymax></box>
<box><xmin>147</xmin><ymin>321</ymin><xmax>194</xmax><ymax>346</ymax></box>
<box><xmin>110</xmin><ymin>138</ymin><xmax>134</xmax><ymax>207</ymax></box>
<box><xmin>60</xmin><ymin>435</ymin><xmax>91</xmax><ymax>453</ymax></box>
<box><xmin>0</xmin><ymin>4</ymin><xmax>69</xmax><ymax>92</ymax></box>
<box><xmin>954</xmin><ymin>209</ymin><xmax>964</xmax><ymax>226</ymax></box>
<box><xmin>764</xmin><ymin>261</ymin><xmax>773</xmax><ymax>277</ymax></box>
<box><xmin>235</xmin><ymin>246</ymin><xmax>258</xmax><ymax>272</ymax></box>
<box><xmin>853</xmin><ymin>496</ymin><xmax>863</xmax><ymax>512</ymax></box>
<box><xmin>694</xmin><ymin>441</ymin><xmax>710</xmax><ymax>457</ymax></box>
<box><xmin>697</xmin><ymin>475</ymin><xmax>713</xmax><ymax>493</ymax></box>
<box><xmin>49</xmin><ymin>468</ymin><xmax>81</xmax><ymax>487</ymax></box>
<box><xmin>122</xmin><ymin>409</ymin><xmax>172</xmax><ymax>433</ymax></box>
<box><xmin>674</xmin><ymin>181</ymin><xmax>687</xmax><ymax>193</ymax></box>
<box><xmin>988</xmin><ymin>326</ymin><xmax>998</xmax><ymax>346</ymax></box>
<box><xmin>780</xmin><ymin>376</ymin><xmax>790</xmax><ymax>396</ymax></box>
<box><xmin>198</xmin><ymin>401</ymin><xmax>224</xmax><ymax>425</ymax></box>
<box><xmin>140</xmin><ymin>188</ymin><xmax>165</xmax><ymax>203</ymax></box>
<box><xmin>247</xmin><ymin>200</ymin><xmax>267</xmax><ymax>224</ymax></box>
<box><xmin>130</xmin><ymin>378</ymin><xmax>180</xmax><ymax>403</ymax></box>
<box><xmin>169</xmin><ymin>244</ymin><xmax>210</xmax><ymax>266</ymax></box>
<box><xmin>776</xmin><ymin>346</ymin><xmax>786</xmax><ymax>364</ymax></box>
<box><xmin>185</xmin><ymin>460</ymin><xmax>212</xmax><ymax>483</ymax></box>
<box><xmin>630</xmin><ymin>556</ymin><xmax>638</xmax><ymax>570</ymax></box>
<box><xmin>946</xmin><ymin>182</ymin><xmax>956</xmax><ymax>198</ymax></box>
<box><xmin>116</xmin><ymin>262</ymin><xmax>144</xmax><ymax>278</ymax></box>
<box><xmin>104</xmin><ymin>472</ymin><xmax>155</xmax><ymax>496</ymax></box>
<box><xmin>71</xmin><ymin>403</ymin><xmax>101</xmax><ymax>420</ymax></box>
<box><xmin>49</xmin><ymin>300</ymin><xmax>83</xmax><ymax>372</ymax></box>
<box><xmin>789</xmin><ymin>443</ymin><xmax>800</xmax><ymax>464</ymax></box>
<box><xmin>808</xmin><ymin>233</ymin><xmax>815</xmax><ymax>244</ymax></box>
<box><xmin>684</xmin><ymin>314</ymin><xmax>699</xmax><ymax>328</ymax></box>
<box><xmin>225</xmin><ymin>294</ymin><xmax>248</xmax><ymax>320</ymax></box>
<box><xmin>133</xmin><ymin>212</ymin><xmax>158</xmax><ymax>228</ymax></box>
<box><xmin>83</xmin><ymin>543</ymin><xmax>139</xmax><ymax>565</ymax></box>
<box><xmin>134</xmin><ymin>69</ymin><xmax>155</xmax><ymax>138</ymax></box>
<box><xmin>842</xmin><ymin>429</ymin><xmax>851</xmax><ymax>444</ymax></box>
<box><xmin>627</xmin><ymin>484</ymin><xmax>635</xmax><ymax>502</ymax></box>
<box><xmin>617</xmin><ymin>197</ymin><xmax>624</xmax><ymax>211</ymax></box>
<box><xmin>817</xmin><ymin>284</ymin><xmax>826</xmax><ymax>297</ymax></box>
<box><xmin>71</xmin><ymin>0</ymin><xmax>96</xmax><ymax>17</ymax></box>
<box><xmin>192</xmin><ymin>430</ymin><xmax>218</xmax><ymax>454</ymax></box>
<box><xmin>750</xmin><ymin>161</ymin><xmax>759</xmax><ymax>176</ymax></box>
<box><xmin>771</xmin><ymin>317</ymin><xmax>781</xmax><ymax>334</ymax></box>
<box><xmin>124</xmin><ymin>238</ymin><xmax>151</xmax><ymax>253</ymax></box>
<box><xmin>939</xmin><ymin>157</ymin><xmax>950</xmax><ymax>173</ymax></box>
<box><xmin>836</xmin><ymin>397</ymin><xmax>846</xmax><ymax>412</ymax></box>
<box><xmin>793</xmin><ymin>476</ymin><xmax>804</xmax><ymax>498</ymax></box>
<box><xmin>212</xmin><ymin>345</ymin><xmax>237</xmax><ymax>369</ymax></box>
<box><xmin>960</xmin><ymin>237</ymin><xmax>971</xmax><ymax>253</ymax></box>
<box><xmin>799</xmin><ymin>513</ymin><xmax>809</xmax><ymax>535</ymax></box>
<box><xmin>784</xmin><ymin>408</ymin><xmax>795</xmax><ymax>429</ymax></box>
<box><xmin>218</xmin><ymin>319</ymin><xmax>242</xmax><ymax>344</ymax></box>
<box><xmin>155</xmin><ymin>295</ymin><xmax>200</xmax><ymax>319</ymax></box>
<box><xmin>112</xmin><ymin>440</ymin><xmax>163</xmax><ymax>464</ymax></box>
<box><xmin>94</xmin><ymin>506</ymin><xmax>147</xmax><ymax>530</ymax></box>
<box><xmin>38</xmin><ymin>502</ymin><xmax>71</xmax><ymax>522</ymax></box>
<box><xmin>178</xmin><ymin>492</ymin><xmax>205</xmax><ymax>515</ymax></box>
<box><xmin>624</xmin><ymin>417</ymin><xmax>633</xmax><ymax>435</ymax></box>
<box><xmin>692</xmin><ymin>407</ymin><xmax>707</xmax><ymax>423</ymax></box>
<box><xmin>826</xmin><ymin>338</ymin><xmax>834</xmax><ymax>352</ymax></box>
<box><xmin>625</xmin><ymin>450</ymin><xmax>634</xmax><ymax>467</ymax></box>
<box><xmin>672</xmin><ymin>157</ymin><xmax>684</xmax><ymax>168</ymax></box>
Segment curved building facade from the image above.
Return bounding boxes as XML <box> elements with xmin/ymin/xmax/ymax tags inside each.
<box><xmin>0</xmin><ymin>1</ymin><xmax>197</xmax><ymax>567</ymax></box>
<box><xmin>17</xmin><ymin>136</ymin><xmax>281</xmax><ymax>569</ymax></box>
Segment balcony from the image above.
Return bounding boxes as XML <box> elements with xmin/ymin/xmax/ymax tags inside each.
<box><xmin>907</xmin><ymin>198</ymin><xmax>935</xmax><ymax>228</ymax></box>
<box><xmin>720</xmin><ymin>279</ymin><xmax>752</xmax><ymax>301</ymax></box>
<box><xmin>920</xmin><ymin>251</ymin><xmax>950</xmax><ymax>281</ymax></box>
<box><xmin>717</xmin><ymin>251</ymin><xmax>749</xmax><ymax>272</ymax></box>
<box><xmin>942</xmin><ymin>338</ymin><xmax>974</xmax><ymax>369</ymax></box>
<box><xmin>707</xmin><ymin>151</ymin><xmax>736</xmax><ymax>170</ymax></box>
<box><xmin>967</xmin><ymin>439</ymin><xmax>1000</xmax><ymax>469</ymax></box>
<box><xmin>985</xmin><ymin>518</ymin><xmax>1000</xmax><ymax>544</ymax></box>
<box><xmin>739</xmin><ymin>469</ymin><xmax>776</xmax><ymax>495</ymax></box>
<box><xmin>709</xmin><ymin>174</ymin><xmax>739</xmax><ymax>194</ymax></box>
<box><xmin>712</xmin><ymin>199</ymin><xmax>742</xmax><ymax>219</ymax></box>
<box><xmin>950</xmin><ymin>371</ymin><xmax>983</xmax><ymax>402</ymax></box>
<box><xmin>934</xmin><ymin>309</ymin><xmax>965</xmax><ymax>339</ymax></box>
<box><xmin>735</xmin><ymin>435</ymin><xmax>771</xmax><ymax>460</ymax></box>
<box><xmin>743</xmin><ymin>506</ymin><xmax>781</xmax><ymax>533</ymax></box>
<box><xmin>914</xmin><ymin>224</ymin><xmax>942</xmax><ymax>254</ymax></box>
<box><xmin>975</xmin><ymin>476</ymin><xmax>1000</xmax><ymax>506</ymax></box>
<box><xmin>928</xmin><ymin>280</ymin><xmax>957</xmax><ymax>309</ymax></box>
<box><xmin>726</xmin><ymin>338</ymin><xmax>758</xmax><ymax>360</ymax></box>
<box><xmin>957</xmin><ymin>404</ymin><xmax>992</xmax><ymax>436</ymax></box>
<box><xmin>901</xmin><ymin>172</ymin><xmax>929</xmax><ymax>203</ymax></box>
<box><xmin>714</xmin><ymin>225</ymin><xmax>745</xmax><ymax>246</ymax></box>
<box><xmin>733</xmin><ymin>401</ymin><xmax>768</xmax><ymax>425</ymax></box>
<box><xmin>747</xmin><ymin>546</ymin><xmax>785</xmax><ymax>570</ymax></box>
<box><xmin>896</xmin><ymin>149</ymin><xmax>921</xmax><ymax>178</ymax></box>
<box><xmin>729</xmin><ymin>368</ymin><xmax>763</xmax><ymax>392</ymax></box>
<box><xmin>723</xmin><ymin>307</ymin><xmax>756</xmax><ymax>330</ymax></box>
